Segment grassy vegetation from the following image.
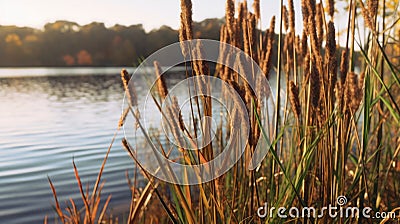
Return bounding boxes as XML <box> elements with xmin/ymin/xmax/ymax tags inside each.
<box><xmin>48</xmin><ymin>0</ymin><xmax>399</xmax><ymax>223</ymax></box>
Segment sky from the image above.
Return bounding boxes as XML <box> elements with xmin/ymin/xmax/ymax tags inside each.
<box><xmin>0</xmin><ymin>0</ymin><xmax>287</xmax><ymax>31</ymax></box>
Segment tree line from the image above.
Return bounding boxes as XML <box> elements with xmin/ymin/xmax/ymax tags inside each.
<box><xmin>0</xmin><ymin>18</ymin><xmax>223</xmax><ymax>67</ymax></box>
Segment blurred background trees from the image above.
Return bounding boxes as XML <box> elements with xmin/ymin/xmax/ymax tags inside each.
<box><xmin>0</xmin><ymin>18</ymin><xmax>223</xmax><ymax>67</ymax></box>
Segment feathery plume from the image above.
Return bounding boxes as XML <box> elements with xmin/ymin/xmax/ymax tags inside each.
<box><xmin>361</xmin><ymin>1</ymin><xmax>377</xmax><ymax>31</ymax></box>
<box><xmin>154</xmin><ymin>61</ymin><xmax>168</xmax><ymax>100</ymax></box>
<box><xmin>368</xmin><ymin>0</ymin><xmax>378</xmax><ymax>21</ymax></box>
<box><xmin>179</xmin><ymin>0</ymin><xmax>193</xmax><ymax>57</ymax></box>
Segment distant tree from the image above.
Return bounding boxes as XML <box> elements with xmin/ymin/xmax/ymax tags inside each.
<box><xmin>63</xmin><ymin>54</ymin><xmax>75</xmax><ymax>66</ymax></box>
<box><xmin>76</xmin><ymin>50</ymin><xmax>92</xmax><ymax>65</ymax></box>
<box><xmin>0</xmin><ymin>18</ymin><xmax>224</xmax><ymax>66</ymax></box>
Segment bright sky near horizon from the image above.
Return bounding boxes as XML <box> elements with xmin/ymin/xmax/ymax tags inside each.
<box><xmin>0</xmin><ymin>0</ymin><xmax>289</xmax><ymax>31</ymax></box>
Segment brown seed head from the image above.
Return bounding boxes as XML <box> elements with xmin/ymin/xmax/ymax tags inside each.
<box><xmin>172</xmin><ymin>96</ymin><xmax>185</xmax><ymax>131</ymax></box>
<box><xmin>226</xmin><ymin>0</ymin><xmax>235</xmax><ymax>38</ymax></box>
<box><xmin>327</xmin><ymin>0</ymin><xmax>335</xmax><ymax>18</ymax></box>
<box><xmin>340</xmin><ymin>50</ymin><xmax>348</xmax><ymax>83</ymax></box>
<box><xmin>262</xmin><ymin>16</ymin><xmax>275</xmax><ymax>78</ymax></box>
<box><xmin>344</xmin><ymin>72</ymin><xmax>362</xmax><ymax>112</ymax></box>
<box><xmin>368</xmin><ymin>0</ymin><xmax>378</xmax><ymax>21</ymax></box>
<box><xmin>288</xmin><ymin>0</ymin><xmax>295</xmax><ymax>33</ymax></box>
<box><xmin>252</xmin><ymin>0</ymin><xmax>260</xmax><ymax>21</ymax></box>
<box><xmin>283</xmin><ymin>6</ymin><xmax>289</xmax><ymax>32</ymax></box>
<box><xmin>121</xmin><ymin>69</ymin><xmax>138</xmax><ymax>106</ymax></box>
<box><xmin>289</xmin><ymin>81</ymin><xmax>301</xmax><ymax>121</ymax></box>
<box><xmin>316</xmin><ymin>4</ymin><xmax>324</xmax><ymax>49</ymax></box>
<box><xmin>154</xmin><ymin>61</ymin><xmax>168</xmax><ymax>100</ymax></box>
<box><xmin>301</xmin><ymin>30</ymin><xmax>308</xmax><ymax>58</ymax></box>
<box><xmin>301</xmin><ymin>0</ymin><xmax>310</xmax><ymax>34</ymax></box>
<box><xmin>306</xmin><ymin>0</ymin><xmax>317</xmax><ymax>17</ymax></box>
<box><xmin>179</xmin><ymin>0</ymin><xmax>193</xmax><ymax>56</ymax></box>
<box><xmin>118</xmin><ymin>107</ymin><xmax>130</xmax><ymax>128</ymax></box>
<box><xmin>304</xmin><ymin>52</ymin><xmax>311</xmax><ymax>75</ymax></box>
<box><xmin>358</xmin><ymin>72</ymin><xmax>365</xmax><ymax>90</ymax></box>
<box><xmin>310</xmin><ymin>63</ymin><xmax>320</xmax><ymax>108</ymax></box>
<box><xmin>326</xmin><ymin>21</ymin><xmax>337</xmax><ymax>86</ymax></box>
<box><xmin>361</xmin><ymin>3</ymin><xmax>375</xmax><ymax>31</ymax></box>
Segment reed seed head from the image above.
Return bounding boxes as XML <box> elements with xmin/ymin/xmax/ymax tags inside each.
<box><xmin>261</xmin><ymin>16</ymin><xmax>275</xmax><ymax>78</ymax></box>
<box><xmin>301</xmin><ymin>30</ymin><xmax>308</xmax><ymax>58</ymax></box>
<box><xmin>304</xmin><ymin>52</ymin><xmax>311</xmax><ymax>75</ymax></box>
<box><xmin>283</xmin><ymin>6</ymin><xmax>289</xmax><ymax>32</ymax></box>
<box><xmin>179</xmin><ymin>0</ymin><xmax>193</xmax><ymax>57</ymax></box>
<box><xmin>118</xmin><ymin>108</ymin><xmax>130</xmax><ymax>128</ymax></box>
<box><xmin>252</xmin><ymin>0</ymin><xmax>260</xmax><ymax>21</ymax></box>
<box><xmin>361</xmin><ymin>3</ymin><xmax>375</xmax><ymax>31</ymax></box>
<box><xmin>154</xmin><ymin>61</ymin><xmax>168</xmax><ymax>100</ymax></box>
<box><xmin>368</xmin><ymin>0</ymin><xmax>378</xmax><ymax>21</ymax></box>
<box><xmin>344</xmin><ymin>72</ymin><xmax>363</xmax><ymax>113</ymax></box>
<box><xmin>358</xmin><ymin>72</ymin><xmax>365</xmax><ymax>91</ymax></box>
<box><xmin>310</xmin><ymin>63</ymin><xmax>320</xmax><ymax>108</ymax></box>
<box><xmin>326</xmin><ymin>21</ymin><xmax>337</xmax><ymax>87</ymax></box>
<box><xmin>172</xmin><ymin>96</ymin><xmax>185</xmax><ymax>132</ymax></box>
<box><xmin>289</xmin><ymin>81</ymin><xmax>301</xmax><ymax>121</ymax></box>
<box><xmin>301</xmin><ymin>0</ymin><xmax>310</xmax><ymax>33</ymax></box>
<box><xmin>340</xmin><ymin>50</ymin><xmax>348</xmax><ymax>83</ymax></box>
<box><xmin>316</xmin><ymin>4</ymin><xmax>324</xmax><ymax>49</ymax></box>
<box><xmin>327</xmin><ymin>0</ymin><xmax>335</xmax><ymax>18</ymax></box>
<box><xmin>121</xmin><ymin>69</ymin><xmax>138</xmax><ymax>107</ymax></box>
<box><xmin>288</xmin><ymin>0</ymin><xmax>295</xmax><ymax>33</ymax></box>
<box><xmin>226</xmin><ymin>0</ymin><xmax>235</xmax><ymax>38</ymax></box>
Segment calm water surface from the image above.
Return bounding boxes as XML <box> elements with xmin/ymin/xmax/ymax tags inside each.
<box><xmin>0</xmin><ymin>67</ymin><xmax>276</xmax><ymax>223</ymax></box>
<box><xmin>0</xmin><ymin>67</ymin><xmax>142</xmax><ymax>223</ymax></box>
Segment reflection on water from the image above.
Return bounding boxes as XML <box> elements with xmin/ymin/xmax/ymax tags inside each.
<box><xmin>0</xmin><ymin>69</ymin><xmax>135</xmax><ymax>223</ymax></box>
<box><xmin>0</xmin><ymin>66</ymin><xmax>274</xmax><ymax>223</ymax></box>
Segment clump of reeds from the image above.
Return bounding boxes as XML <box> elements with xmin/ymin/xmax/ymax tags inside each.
<box><xmin>115</xmin><ymin>0</ymin><xmax>397</xmax><ymax>222</ymax></box>
<box><xmin>49</xmin><ymin>0</ymin><xmax>400</xmax><ymax>223</ymax></box>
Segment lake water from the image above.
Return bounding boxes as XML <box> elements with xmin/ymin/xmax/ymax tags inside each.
<box><xmin>0</xmin><ymin>67</ymin><xmax>142</xmax><ymax>223</ymax></box>
<box><xmin>0</xmin><ymin>67</ymin><xmax>277</xmax><ymax>223</ymax></box>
